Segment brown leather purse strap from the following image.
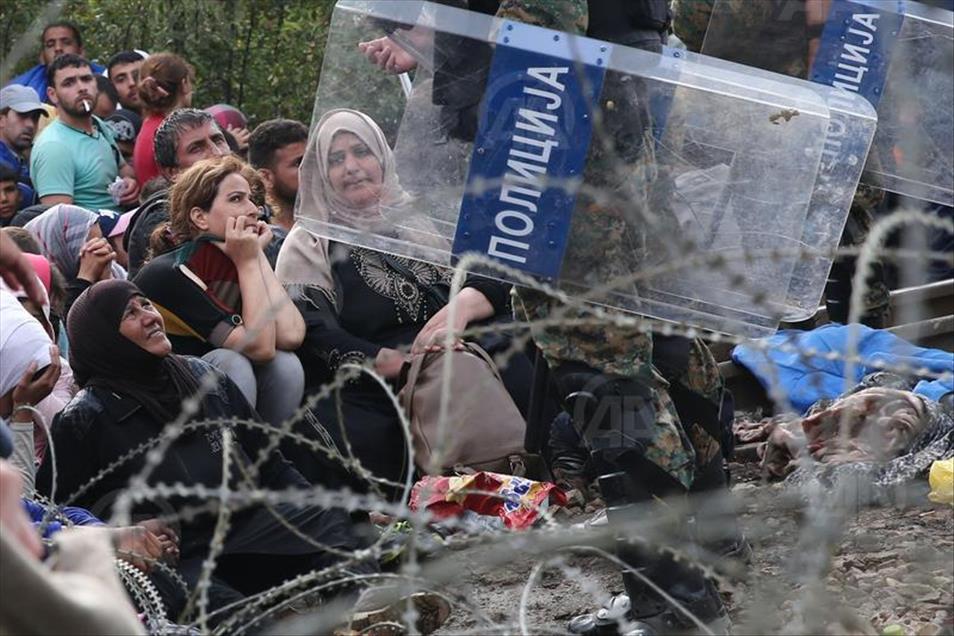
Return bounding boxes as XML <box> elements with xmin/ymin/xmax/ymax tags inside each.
<box><xmin>402</xmin><ymin>342</ymin><xmax>504</xmax><ymax>410</ymax></box>
<box><xmin>460</xmin><ymin>342</ymin><xmax>505</xmax><ymax>384</ymax></box>
<box><xmin>400</xmin><ymin>348</ymin><xmax>435</xmax><ymax>410</ymax></box>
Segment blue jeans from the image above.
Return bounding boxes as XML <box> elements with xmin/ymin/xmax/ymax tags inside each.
<box><xmin>201</xmin><ymin>349</ymin><xmax>304</xmax><ymax>428</ymax></box>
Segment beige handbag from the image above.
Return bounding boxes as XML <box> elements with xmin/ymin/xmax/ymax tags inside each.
<box><xmin>399</xmin><ymin>342</ymin><xmax>528</xmax><ymax>475</ymax></box>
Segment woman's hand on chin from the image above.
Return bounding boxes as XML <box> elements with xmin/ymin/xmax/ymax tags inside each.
<box><xmin>216</xmin><ymin>216</ymin><xmax>262</xmax><ymax>265</ymax></box>
<box><xmin>254</xmin><ymin>220</ymin><xmax>273</xmax><ymax>252</ymax></box>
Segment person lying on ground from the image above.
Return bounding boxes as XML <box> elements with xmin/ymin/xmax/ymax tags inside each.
<box><xmin>761</xmin><ymin>377</ymin><xmax>954</xmax><ymax>484</ymax></box>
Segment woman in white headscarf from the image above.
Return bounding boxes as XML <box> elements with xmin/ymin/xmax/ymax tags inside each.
<box><xmin>276</xmin><ymin>109</ymin><xmax>531</xmax><ymax>494</ymax></box>
<box><xmin>0</xmin><ymin>286</ymin><xmax>61</xmax><ymax>490</ymax></box>
<box><xmin>277</xmin><ymin>108</ymin><xmax>444</xmax><ymax>300</ymax></box>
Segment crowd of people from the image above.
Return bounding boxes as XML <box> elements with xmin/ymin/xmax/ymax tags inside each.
<box><xmin>0</xmin><ymin>9</ymin><xmax>795</xmax><ymax>635</ymax></box>
<box><xmin>0</xmin><ymin>19</ymin><xmax>470</xmax><ymax>633</ymax></box>
<box><xmin>0</xmin><ymin>16</ymin><xmax>564</xmax><ymax>632</ymax></box>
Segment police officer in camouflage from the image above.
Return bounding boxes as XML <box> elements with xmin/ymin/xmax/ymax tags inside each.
<box><xmin>497</xmin><ymin>1</ymin><xmax>739</xmax><ymax>634</ymax></box>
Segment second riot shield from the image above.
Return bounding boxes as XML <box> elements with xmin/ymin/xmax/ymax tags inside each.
<box><xmin>701</xmin><ymin>0</ymin><xmax>954</xmax><ymax>206</ymax></box>
<box><xmin>664</xmin><ymin>47</ymin><xmax>878</xmax><ymax>321</ymax></box>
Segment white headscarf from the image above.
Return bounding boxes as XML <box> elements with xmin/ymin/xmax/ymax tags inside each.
<box><xmin>4</xmin><ymin>272</ymin><xmax>53</xmax><ymax>340</ymax></box>
<box><xmin>0</xmin><ymin>288</ymin><xmax>52</xmax><ymax>398</ymax></box>
<box><xmin>277</xmin><ymin>108</ymin><xmax>444</xmax><ymax>305</ymax></box>
<box><xmin>302</xmin><ymin>108</ymin><xmax>413</xmax><ymax>232</ymax></box>
<box><xmin>277</xmin><ymin>108</ymin><xmax>412</xmax><ymax>302</ymax></box>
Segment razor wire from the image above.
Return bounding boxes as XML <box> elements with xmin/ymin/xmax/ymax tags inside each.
<box><xmin>3</xmin><ymin>2</ymin><xmax>951</xmax><ymax>633</ymax></box>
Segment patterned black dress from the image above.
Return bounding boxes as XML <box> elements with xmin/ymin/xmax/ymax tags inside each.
<box><xmin>289</xmin><ymin>243</ymin><xmax>533</xmax><ymax>497</ymax></box>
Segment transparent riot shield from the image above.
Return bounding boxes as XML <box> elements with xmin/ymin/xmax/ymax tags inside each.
<box><xmin>664</xmin><ymin>48</ymin><xmax>878</xmax><ymax>321</ymax></box>
<box><xmin>702</xmin><ymin>0</ymin><xmax>954</xmax><ymax>206</ymax></box>
<box><xmin>301</xmin><ymin>0</ymin><xmax>838</xmax><ymax>336</ymax></box>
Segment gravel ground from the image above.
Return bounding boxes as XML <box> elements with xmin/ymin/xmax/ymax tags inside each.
<box><xmin>433</xmin><ymin>461</ymin><xmax>954</xmax><ymax>635</ymax></box>
<box><xmin>727</xmin><ymin>462</ymin><xmax>953</xmax><ymax>635</ymax></box>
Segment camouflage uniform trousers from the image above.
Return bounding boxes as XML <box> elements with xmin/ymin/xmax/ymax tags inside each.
<box><xmin>673</xmin><ymin>0</ymin><xmax>813</xmax><ymax>76</ymax></box>
<box><xmin>671</xmin><ymin>337</ymin><xmax>726</xmax><ymax>470</ymax></box>
<box><xmin>671</xmin><ymin>0</ymin><xmax>714</xmax><ymax>54</ymax></box>
<box><xmin>495</xmin><ymin>0</ymin><xmax>588</xmax><ymax>33</ymax></box>
<box><xmin>511</xmin><ymin>139</ymin><xmax>725</xmax><ymax>490</ymax></box>
<box><xmin>514</xmin><ymin>286</ymin><xmax>727</xmax><ymax>490</ymax></box>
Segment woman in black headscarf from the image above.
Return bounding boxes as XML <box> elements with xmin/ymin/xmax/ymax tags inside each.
<box><xmin>36</xmin><ymin>279</ymin><xmax>375</xmax><ymax>618</ymax></box>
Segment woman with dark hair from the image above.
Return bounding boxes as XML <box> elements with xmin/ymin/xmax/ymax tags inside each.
<box><xmin>134</xmin><ymin>156</ymin><xmax>305</xmax><ymax>430</ymax></box>
<box><xmin>133</xmin><ymin>52</ymin><xmax>196</xmax><ymax>185</ymax></box>
<box><xmin>35</xmin><ymin>279</ymin><xmax>375</xmax><ymax>616</ymax></box>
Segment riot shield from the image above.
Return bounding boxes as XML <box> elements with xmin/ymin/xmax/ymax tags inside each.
<box><xmin>301</xmin><ymin>0</ymin><xmax>838</xmax><ymax>336</ymax></box>
<box><xmin>701</xmin><ymin>0</ymin><xmax>954</xmax><ymax>206</ymax></box>
<box><xmin>665</xmin><ymin>47</ymin><xmax>878</xmax><ymax>321</ymax></box>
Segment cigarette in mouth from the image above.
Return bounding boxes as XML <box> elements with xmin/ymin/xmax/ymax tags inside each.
<box><xmin>82</xmin><ymin>100</ymin><xmax>91</xmax><ymax>113</ymax></box>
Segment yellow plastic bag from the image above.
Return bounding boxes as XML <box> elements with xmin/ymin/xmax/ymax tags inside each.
<box><xmin>928</xmin><ymin>458</ymin><xmax>954</xmax><ymax>506</ymax></box>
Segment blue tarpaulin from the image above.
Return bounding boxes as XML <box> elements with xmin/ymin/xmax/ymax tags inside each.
<box><xmin>732</xmin><ymin>323</ymin><xmax>954</xmax><ymax>413</ymax></box>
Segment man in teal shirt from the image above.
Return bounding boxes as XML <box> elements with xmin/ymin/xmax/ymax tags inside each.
<box><xmin>30</xmin><ymin>54</ymin><xmax>139</xmax><ymax>212</ymax></box>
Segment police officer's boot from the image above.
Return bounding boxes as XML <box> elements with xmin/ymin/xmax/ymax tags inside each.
<box><xmin>547</xmin><ymin>364</ymin><xmax>613</xmax><ymax>496</ymax></box>
<box><xmin>555</xmin><ymin>368</ymin><xmax>729</xmax><ymax>634</ymax></box>
<box><xmin>548</xmin><ymin>412</ymin><xmax>590</xmax><ymax>490</ymax></box>
<box><xmin>567</xmin><ymin>467</ymin><xmax>730</xmax><ymax>635</ymax></box>
<box><xmin>688</xmin><ymin>454</ymin><xmax>752</xmax><ymax>578</ymax></box>
<box><xmin>665</xmin><ymin>376</ymin><xmax>751</xmax><ymax>577</ymax></box>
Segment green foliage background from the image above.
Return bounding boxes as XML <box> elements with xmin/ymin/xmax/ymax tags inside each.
<box><xmin>1</xmin><ymin>0</ymin><xmax>340</xmax><ymax>127</ymax></box>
